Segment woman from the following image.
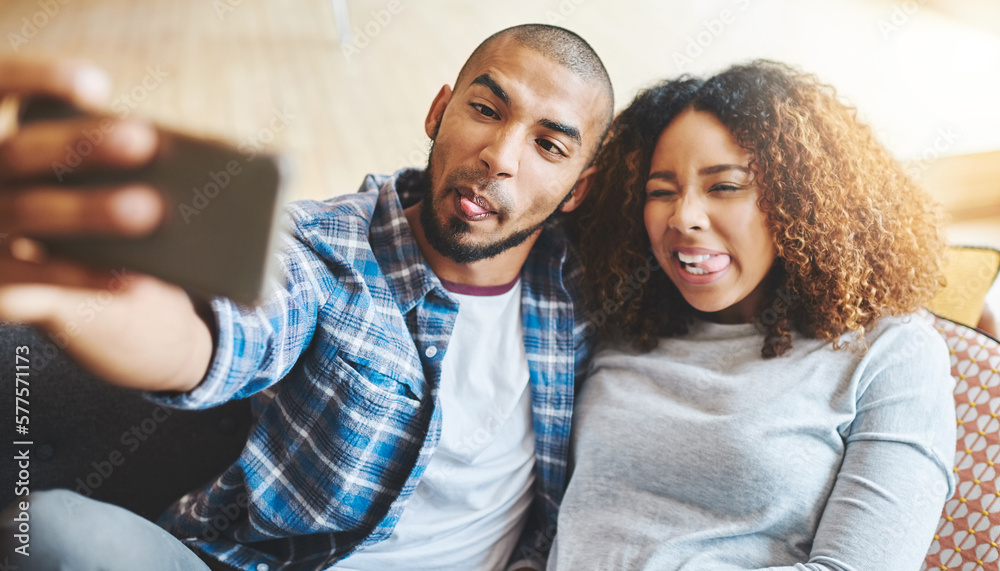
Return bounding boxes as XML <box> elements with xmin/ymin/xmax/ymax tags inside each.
<box><xmin>550</xmin><ymin>61</ymin><xmax>956</xmax><ymax>570</ymax></box>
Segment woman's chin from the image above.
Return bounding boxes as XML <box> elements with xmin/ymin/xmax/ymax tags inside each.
<box><xmin>678</xmin><ymin>293</ymin><xmax>730</xmax><ymax>316</ymax></box>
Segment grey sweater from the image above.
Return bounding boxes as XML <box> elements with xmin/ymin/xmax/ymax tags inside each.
<box><xmin>549</xmin><ymin>316</ymin><xmax>955</xmax><ymax>570</ymax></box>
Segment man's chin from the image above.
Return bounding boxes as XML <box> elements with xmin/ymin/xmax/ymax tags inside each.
<box><xmin>419</xmin><ymin>191</ymin><xmax>542</xmax><ymax>264</ymax></box>
<box><xmin>427</xmin><ymin>233</ymin><xmax>505</xmax><ymax>265</ymax></box>
<box><xmin>445</xmin><ymin>214</ymin><xmax>472</xmax><ymax>235</ymax></box>
<box><xmin>428</xmin><ymin>229</ymin><xmax>521</xmax><ymax>265</ymax></box>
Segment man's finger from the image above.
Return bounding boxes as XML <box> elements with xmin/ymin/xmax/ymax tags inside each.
<box><xmin>0</xmin><ymin>185</ymin><xmax>163</xmax><ymax>237</ymax></box>
<box><xmin>0</xmin><ymin>283</ymin><xmax>71</xmax><ymax>324</ymax></box>
<box><xmin>0</xmin><ymin>256</ymin><xmax>123</xmax><ymax>290</ymax></box>
<box><xmin>0</xmin><ymin>58</ymin><xmax>111</xmax><ymax>109</ymax></box>
<box><xmin>0</xmin><ymin>117</ymin><xmax>158</xmax><ymax>179</ymax></box>
<box><xmin>0</xmin><ymin>282</ymin><xmax>132</xmax><ymax>327</ymax></box>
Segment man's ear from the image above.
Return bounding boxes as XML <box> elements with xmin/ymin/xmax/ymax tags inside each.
<box><xmin>425</xmin><ymin>85</ymin><xmax>452</xmax><ymax>138</ymax></box>
<box><xmin>560</xmin><ymin>165</ymin><xmax>598</xmax><ymax>213</ymax></box>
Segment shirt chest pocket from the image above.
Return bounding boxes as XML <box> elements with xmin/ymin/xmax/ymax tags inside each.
<box><xmin>332</xmin><ymin>353</ymin><xmax>424</xmax><ymax>411</ymax></box>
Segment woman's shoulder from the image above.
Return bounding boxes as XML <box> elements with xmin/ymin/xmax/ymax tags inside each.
<box><xmin>860</xmin><ymin>312</ymin><xmax>948</xmax><ymax>362</ymax></box>
<box><xmin>852</xmin><ymin>312</ymin><xmax>953</xmax><ymax>395</ymax></box>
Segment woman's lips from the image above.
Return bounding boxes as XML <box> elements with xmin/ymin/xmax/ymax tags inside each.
<box><xmin>672</xmin><ymin>251</ymin><xmax>732</xmax><ymax>284</ymax></box>
<box><xmin>678</xmin><ymin>252</ymin><xmax>731</xmax><ymax>273</ymax></box>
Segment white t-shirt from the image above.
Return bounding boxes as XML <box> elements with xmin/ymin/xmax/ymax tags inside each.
<box><xmin>335</xmin><ymin>278</ymin><xmax>535</xmax><ymax>571</ymax></box>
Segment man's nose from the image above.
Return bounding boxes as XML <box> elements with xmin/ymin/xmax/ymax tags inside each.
<box><xmin>479</xmin><ymin>128</ymin><xmax>520</xmax><ymax>179</ymax></box>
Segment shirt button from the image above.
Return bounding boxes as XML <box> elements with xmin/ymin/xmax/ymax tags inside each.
<box><xmin>256</xmin><ymin>564</ymin><xmax>269</xmax><ymax>571</ymax></box>
<box><xmin>424</xmin><ymin>346</ymin><xmax>438</xmax><ymax>358</ymax></box>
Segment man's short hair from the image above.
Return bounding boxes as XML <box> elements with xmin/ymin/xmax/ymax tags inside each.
<box><xmin>456</xmin><ymin>24</ymin><xmax>615</xmax><ymax>157</ymax></box>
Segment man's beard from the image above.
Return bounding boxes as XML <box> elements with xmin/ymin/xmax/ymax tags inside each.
<box><xmin>418</xmin><ymin>142</ymin><xmax>573</xmax><ymax>264</ymax></box>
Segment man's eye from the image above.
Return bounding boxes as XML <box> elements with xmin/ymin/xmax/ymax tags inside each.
<box><xmin>537</xmin><ymin>139</ymin><xmax>566</xmax><ymax>157</ymax></box>
<box><xmin>470</xmin><ymin>103</ymin><xmax>498</xmax><ymax>119</ymax></box>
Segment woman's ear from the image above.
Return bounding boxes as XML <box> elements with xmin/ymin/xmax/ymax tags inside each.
<box><xmin>424</xmin><ymin>85</ymin><xmax>452</xmax><ymax>138</ymax></box>
<box><xmin>560</xmin><ymin>166</ymin><xmax>598</xmax><ymax>213</ymax></box>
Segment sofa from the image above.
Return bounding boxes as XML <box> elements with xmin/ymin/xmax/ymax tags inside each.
<box><xmin>0</xmin><ymin>324</ymin><xmax>251</xmax><ymax>523</ymax></box>
<box><xmin>3</xmin><ymin>309</ymin><xmax>1000</xmax><ymax>570</ymax></box>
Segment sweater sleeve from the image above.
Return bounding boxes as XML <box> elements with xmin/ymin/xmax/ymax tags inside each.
<box><xmin>763</xmin><ymin>319</ymin><xmax>957</xmax><ymax>571</ymax></box>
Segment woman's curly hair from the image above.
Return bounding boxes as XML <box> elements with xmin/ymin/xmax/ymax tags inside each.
<box><xmin>572</xmin><ymin>60</ymin><xmax>946</xmax><ymax>357</ymax></box>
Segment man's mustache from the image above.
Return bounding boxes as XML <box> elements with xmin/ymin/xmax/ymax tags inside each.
<box><xmin>443</xmin><ymin>165</ymin><xmax>514</xmax><ymax>216</ymax></box>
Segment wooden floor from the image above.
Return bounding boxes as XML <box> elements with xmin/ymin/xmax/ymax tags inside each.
<box><xmin>1</xmin><ymin>0</ymin><xmax>998</xmax><ymax>307</ymax></box>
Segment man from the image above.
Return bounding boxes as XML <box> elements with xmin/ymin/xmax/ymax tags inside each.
<box><xmin>0</xmin><ymin>24</ymin><xmax>614</xmax><ymax>570</ymax></box>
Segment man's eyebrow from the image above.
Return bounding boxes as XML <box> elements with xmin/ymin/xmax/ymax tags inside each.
<box><xmin>539</xmin><ymin>119</ymin><xmax>582</xmax><ymax>147</ymax></box>
<box><xmin>471</xmin><ymin>73</ymin><xmax>509</xmax><ymax>106</ymax></box>
<box><xmin>470</xmin><ymin>73</ymin><xmax>582</xmax><ymax>148</ymax></box>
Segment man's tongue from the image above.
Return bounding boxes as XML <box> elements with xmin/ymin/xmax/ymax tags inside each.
<box><xmin>460</xmin><ymin>195</ymin><xmax>490</xmax><ymax>217</ymax></box>
<box><xmin>691</xmin><ymin>254</ymin><xmax>731</xmax><ymax>272</ymax></box>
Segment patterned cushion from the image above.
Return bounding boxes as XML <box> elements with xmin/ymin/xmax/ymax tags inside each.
<box><xmin>923</xmin><ymin>313</ymin><xmax>1000</xmax><ymax>570</ymax></box>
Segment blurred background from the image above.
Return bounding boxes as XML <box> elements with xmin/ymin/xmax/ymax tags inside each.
<box><xmin>1</xmin><ymin>0</ymin><xmax>998</xmax><ymax>315</ymax></box>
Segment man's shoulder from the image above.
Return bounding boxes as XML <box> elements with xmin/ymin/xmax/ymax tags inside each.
<box><xmin>288</xmin><ymin>174</ymin><xmax>389</xmax><ymax>225</ymax></box>
<box><xmin>275</xmin><ymin>171</ymin><xmax>422</xmax><ymax>275</ymax></box>
<box><xmin>282</xmin><ymin>172</ymin><xmax>406</xmax><ymax>244</ymax></box>
<box><xmin>284</xmin><ymin>169</ymin><xmax>421</xmax><ymax>232</ymax></box>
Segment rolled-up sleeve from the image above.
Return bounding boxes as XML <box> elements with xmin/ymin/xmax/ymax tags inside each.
<box><xmin>146</xmin><ymin>210</ymin><xmax>333</xmax><ymax>410</ymax></box>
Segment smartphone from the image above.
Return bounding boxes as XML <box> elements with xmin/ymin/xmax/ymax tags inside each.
<box><xmin>16</xmin><ymin>97</ymin><xmax>289</xmax><ymax>305</ymax></box>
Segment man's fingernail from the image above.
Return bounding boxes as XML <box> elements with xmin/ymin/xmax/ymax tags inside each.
<box><xmin>0</xmin><ymin>285</ymin><xmax>54</xmax><ymax>324</ymax></box>
<box><xmin>108</xmin><ymin>120</ymin><xmax>158</xmax><ymax>160</ymax></box>
<box><xmin>113</xmin><ymin>187</ymin><xmax>163</xmax><ymax>235</ymax></box>
<box><xmin>8</xmin><ymin>237</ymin><xmax>45</xmax><ymax>263</ymax></box>
<box><xmin>73</xmin><ymin>66</ymin><xmax>112</xmax><ymax>105</ymax></box>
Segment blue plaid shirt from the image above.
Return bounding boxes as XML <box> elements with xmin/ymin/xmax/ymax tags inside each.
<box><xmin>149</xmin><ymin>169</ymin><xmax>593</xmax><ymax>571</ymax></box>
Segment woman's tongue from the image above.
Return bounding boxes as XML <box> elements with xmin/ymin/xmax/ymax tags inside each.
<box><xmin>689</xmin><ymin>254</ymin><xmax>731</xmax><ymax>273</ymax></box>
<box><xmin>460</xmin><ymin>195</ymin><xmax>490</xmax><ymax>217</ymax></box>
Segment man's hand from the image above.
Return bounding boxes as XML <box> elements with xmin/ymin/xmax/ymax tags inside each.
<box><xmin>0</xmin><ymin>57</ymin><xmax>212</xmax><ymax>393</ymax></box>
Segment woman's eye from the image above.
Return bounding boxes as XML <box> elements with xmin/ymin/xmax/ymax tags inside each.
<box><xmin>647</xmin><ymin>189</ymin><xmax>677</xmax><ymax>199</ymax></box>
<box><xmin>470</xmin><ymin>103</ymin><xmax>498</xmax><ymax>119</ymax></box>
<box><xmin>537</xmin><ymin>139</ymin><xmax>566</xmax><ymax>157</ymax></box>
<box><xmin>711</xmin><ymin>183</ymin><xmax>742</xmax><ymax>192</ymax></box>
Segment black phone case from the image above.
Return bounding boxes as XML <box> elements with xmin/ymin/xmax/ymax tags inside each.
<box><xmin>19</xmin><ymin>97</ymin><xmax>288</xmax><ymax>305</ymax></box>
